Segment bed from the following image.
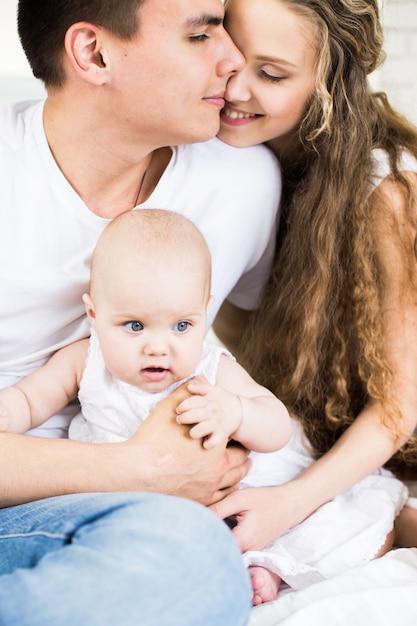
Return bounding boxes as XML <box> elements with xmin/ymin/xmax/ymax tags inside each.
<box><xmin>249</xmin><ymin>547</ymin><xmax>417</xmax><ymax>625</ymax></box>
<box><xmin>248</xmin><ymin>489</ymin><xmax>417</xmax><ymax>625</ymax></box>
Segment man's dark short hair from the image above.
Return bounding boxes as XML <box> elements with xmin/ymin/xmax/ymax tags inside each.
<box><xmin>18</xmin><ymin>0</ymin><xmax>145</xmax><ymax>87</ymax></box>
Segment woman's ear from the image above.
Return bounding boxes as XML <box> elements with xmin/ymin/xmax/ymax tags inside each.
<box><xmin>64</xmin><ymin>22</ymin><xmax>109</xmax><ymax>85</ymax></box>
<box><xmin>82</xmin><ymin>293</ymin><xmax>97</xmax><ymax>326</ymax></box>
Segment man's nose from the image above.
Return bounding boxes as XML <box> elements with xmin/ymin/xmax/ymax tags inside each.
<box><xmin>217</xmin><ymin>30</ymin><xmax>245</xmax><ymax>78</ymax></box>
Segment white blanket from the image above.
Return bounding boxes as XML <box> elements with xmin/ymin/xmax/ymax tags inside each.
<box><xmin>249</xmin><ymin>548</ymin><xmax>417</xmax><ymax>625</ymax></box>
<box><xmin>248</xmin><ymin>491</ymin><xmax>417</xmax><ymax>625</ymax></box>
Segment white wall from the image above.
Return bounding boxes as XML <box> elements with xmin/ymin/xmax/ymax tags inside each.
<box><xmin>1</xmin><ymin>1</ymin><xmax>29</xmax><ymax>75</ymax></box>
<box><xmin>0</xmin><ymin>0</ymin><xmax>416</xmax><ymax>124</ymax></box>
<box><xmin>377</xmin><ymin>0</ymin><xmax>417</xmax><ymax>125</ymax></box>
<box><xmin>0</xmin><ymin>0</ymin><xmax>45</xmax><ymax>102</ymax></box>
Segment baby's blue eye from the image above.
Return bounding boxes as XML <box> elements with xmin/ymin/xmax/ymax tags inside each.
<box><xmin>174</xmin><ymin>321</ymin><xmax>190</xmax><ymax>333</ymax></box>
<box><xmin>123</xmin><ymin>321</ymin><xmax>143</xmax><ymax>332</ymax></box>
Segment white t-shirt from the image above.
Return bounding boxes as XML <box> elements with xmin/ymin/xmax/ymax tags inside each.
<box><xmin>0</xmin><ymin>99</ymin><xmax>281</xmax><ymax>436</ymax></box>
<box><xmin>370</xmin><ymin>148</ymin><xmax>417</xmax><ymax>190</ymax></box>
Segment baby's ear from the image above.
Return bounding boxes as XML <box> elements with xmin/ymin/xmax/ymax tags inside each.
<box><xmin>207</xmin><ymin>294</ymin><xmax>215</xmax><ymax>309</ymax></box>
<box><xmin>82</xmin><ymin>293</ymin><xmax>96</xmax><ymax>325</ymax></box>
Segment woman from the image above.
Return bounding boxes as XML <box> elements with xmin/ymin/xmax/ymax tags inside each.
<box><xmin>213</xmin><ymin>0</ymin><xmax>417</xmax><ymax>605</ymax></box>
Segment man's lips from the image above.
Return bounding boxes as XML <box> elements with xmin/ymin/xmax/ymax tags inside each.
<box><xmin>204</xmin><ymin>94</ymin><xmax>226</xmax><ymax>108</ymax></box>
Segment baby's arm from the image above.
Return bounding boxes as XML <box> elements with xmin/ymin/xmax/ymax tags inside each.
<box><xmin>0</xmin><ymin>386</ymin><xmax>34</xmax><ymax>434</ymax></box>
<box><xmin>0</xmin><ymin>339</ymin><xmax>89</xmax><ymax>434</ymax></box>
<box><xmin>176</xmin><ymin>354</ymin><xmax>291</xmax><ymax>451</ymax></box>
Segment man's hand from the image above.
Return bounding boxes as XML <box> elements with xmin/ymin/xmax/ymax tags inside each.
<box><xmin>0</xmin><ymin>383</ymin><xmax>249</xmax><ymax>508</ymax></box>
<box><xmin>126</xmin><ymin>382</ymin><xmax>251</xmax><ymax>505</ymax></box>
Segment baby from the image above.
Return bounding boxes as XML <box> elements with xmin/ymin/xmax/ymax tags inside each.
<box><xmin>0</xmin><ymin>209</ymin><xmax>408</xmax><ymax>607</ymax></box>
<box><xmin>0</xmin><ymin>208</ymin><xmax>291</xmax><ymax>454</ymax></box>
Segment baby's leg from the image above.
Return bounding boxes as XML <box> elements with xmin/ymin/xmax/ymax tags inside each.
<box><xmin>394</xmin><ymin>503</ymin><xmax>417</xmax><ymax>548</ymax></box>
<box><xmin>249</xmin><ymin>565</ymin><xmax>281</xmax><ymax>606</ymax></box>
<box><xmin>373</xmin><ymin>527</ymin><xmax>395</xmax><ymax>558</ymax></box>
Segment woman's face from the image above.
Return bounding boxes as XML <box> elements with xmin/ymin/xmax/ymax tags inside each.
<box><xmin>218</xmin><ymin>0</ymin><xmax>317</xmax><ymax>148</ymax></box>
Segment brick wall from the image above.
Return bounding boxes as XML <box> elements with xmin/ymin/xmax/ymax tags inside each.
<box><xmin>375</xmin><ymin>0</ymin><xmax>417</xmax><ymax>125</ymax></box>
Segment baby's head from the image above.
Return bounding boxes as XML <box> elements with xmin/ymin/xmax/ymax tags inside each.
<box><xmin>84</xmin><ymin>209</ymin><xmax>213</xmax><ymax>392</ymax></box>
<box><xmin>89</xmin><ymin>209</ymin><xmax>211</xmax><ymax>299</ymax></box>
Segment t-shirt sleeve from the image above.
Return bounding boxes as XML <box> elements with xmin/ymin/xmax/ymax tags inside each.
<box><xmin>226</xmin><ymin>217</ymin><xmax>277</xmax><ymax>311</ymax></box>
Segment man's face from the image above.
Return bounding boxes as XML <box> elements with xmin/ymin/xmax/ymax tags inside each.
<box><xmin>104</xmin><ymin>0</ymin><xmax>244</xmax><ymax>146</ymax></box>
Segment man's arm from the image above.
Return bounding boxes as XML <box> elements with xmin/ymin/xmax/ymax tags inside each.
<box><xmin>0</xmin><ymin>383</ymin><xmax>250</xmax><ymax>508</ymax></box>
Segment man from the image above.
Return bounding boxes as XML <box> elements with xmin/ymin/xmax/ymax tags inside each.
<box><xmin>0</xmin><ymin>1</ymin><xmax>281</xmax><ymax>623</ymax></box>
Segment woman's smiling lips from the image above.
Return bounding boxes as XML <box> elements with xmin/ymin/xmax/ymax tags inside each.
<box><xmin>220</xmin><ymin>105</ymin><xmax>261</xmax><ymax>126</ymax></box>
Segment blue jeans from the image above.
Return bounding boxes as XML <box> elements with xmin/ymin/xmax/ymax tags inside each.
<box><xmin>0</xmin><ymin>492</ymin><xmax>251</xmax><ymax>625</ymax></box>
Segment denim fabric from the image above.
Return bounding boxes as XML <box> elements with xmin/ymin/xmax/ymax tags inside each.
<box><xmin>0</xmin><ymin>492</ymin><xmax>251</xmax><ymax>625</ymax></box>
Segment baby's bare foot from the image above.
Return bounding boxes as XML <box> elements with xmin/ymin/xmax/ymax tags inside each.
<box><xmin>249</xmin><ymin>565</ymin><xmax>281</xmax><ymax>606</ymax></box>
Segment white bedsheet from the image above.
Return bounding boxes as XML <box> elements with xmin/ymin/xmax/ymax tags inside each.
<box><xmin>248</xmin><ymin>547</ymin><xmax>417</xmax><ymax>625</ymax></box>
<box><xmin>249</xmin><ymin>491</ymin><xmax>417</xmax><ymax>625</ymax></box>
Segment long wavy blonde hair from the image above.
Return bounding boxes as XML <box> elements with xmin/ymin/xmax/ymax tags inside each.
<box><xmin>241</xmin><ymin>0</ymin><xmax>417</xmax><ymax>476</ymax></box>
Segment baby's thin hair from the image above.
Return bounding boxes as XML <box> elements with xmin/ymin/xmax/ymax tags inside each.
<box><xmin>91</xmin><ymin>209</ymin><xmax>212</xmax><ymax>294</ymax></box>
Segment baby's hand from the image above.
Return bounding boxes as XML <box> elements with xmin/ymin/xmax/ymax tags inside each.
<box><xmin>176</xmin><ymin>376</ymin><xmax>242</xmax><ymax>449</ymax></box>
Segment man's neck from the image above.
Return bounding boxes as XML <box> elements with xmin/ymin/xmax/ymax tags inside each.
<box><xmin>43</xmin><ymin>95</ymin><xmax>170</xmax><ymax>218</ymax></box>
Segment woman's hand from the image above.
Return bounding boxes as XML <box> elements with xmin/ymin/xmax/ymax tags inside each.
<box><xmin>210</xmin><ymin>399</ymin><xmax>410</xmax><ymax>553</ymax></box>
<box><xmin>210</xmin><ymin>483</ymin><xmax>302</xmax><ymax>552</ymax></box>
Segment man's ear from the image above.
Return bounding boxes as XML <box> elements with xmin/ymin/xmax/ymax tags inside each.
<box><xmin>82</xmin><ymin>293</ymin><xmax>97</xmax><ymax>326</ymax></box>
<box><xmin>64</xmin><ymin>22</ymin><xmax>109</xmax><ymax>85</ymax></box>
